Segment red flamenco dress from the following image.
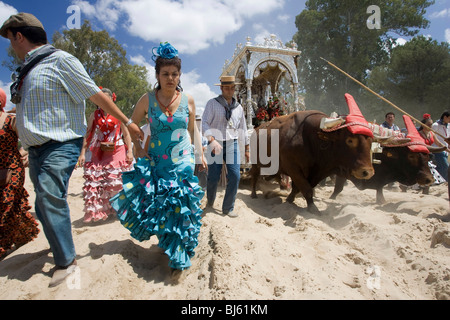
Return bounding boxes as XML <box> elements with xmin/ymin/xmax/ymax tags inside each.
<box><xmin>0</xmin><ymin>114</ymin><xmax>39</xmax><ymax>257</ymax></box>
<box><xmin>82</xmin><ymin>109</ymin><xmax>132</xmax><ymax>222</ymax></box>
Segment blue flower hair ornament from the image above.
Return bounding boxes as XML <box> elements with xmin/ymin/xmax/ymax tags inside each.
<box><xmin>152</xmin><ymin>42</ymin><xmax>179</xmax><ymax>62</ymax></box>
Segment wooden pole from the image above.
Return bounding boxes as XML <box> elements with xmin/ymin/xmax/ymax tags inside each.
<box><xmin>320</xmin><ymin>57</ymin><xmax>446</xmax><ymax>140</ymax></box>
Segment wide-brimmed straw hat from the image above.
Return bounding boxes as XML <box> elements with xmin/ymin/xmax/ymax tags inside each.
<box><xmin>215</xmin><ymin>75</ymin><xmax>242</xmax><ymax>86</ymax></box>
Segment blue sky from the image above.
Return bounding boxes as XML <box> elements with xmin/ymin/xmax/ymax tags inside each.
<box><xmin>0</xmin><ymin>0</ymin><xmax>449</xmax><ymax>114</ymax></box>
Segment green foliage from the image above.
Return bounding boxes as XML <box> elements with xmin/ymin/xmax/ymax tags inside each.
<box><xmin>367</xmin><ymin>36</ymin><xmax>450</xmax><ymax>123</ymax></box>
<box><xmin>52</xmin><ymin>20</ymin><xmax>152</xmax><ymax>119</ymax></box>
<box><xmin>293</xmin><ymin>0</ymin><xmax>434</xmax><ymax>120</ymax></box>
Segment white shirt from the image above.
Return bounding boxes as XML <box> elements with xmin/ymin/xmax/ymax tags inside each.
<box><xmin>201</xmin><ymin>96</ymin><xmax>249</xmax><ymax>145</ymax></box>
<box><xmin>432</xmin><ymin>120</ymin><xmax>450</xmax><ymax>148</ymax></box>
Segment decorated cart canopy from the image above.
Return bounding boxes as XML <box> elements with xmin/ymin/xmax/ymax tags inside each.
<box><xmin>220</xmin><ymin>34</ymin><xmax>302</xmax><ymax>129</ymax></box>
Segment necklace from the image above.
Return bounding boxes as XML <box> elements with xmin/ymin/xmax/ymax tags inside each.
<box><xmin>156</xmin><ymin>90</ymin><xmax>179</xmax><ymax>118</ymax></box>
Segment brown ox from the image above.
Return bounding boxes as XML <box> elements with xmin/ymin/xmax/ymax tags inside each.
<box><xmin>250</xmin><ymin>96</ymin><xmax>375</xmax><ymax>214</ymax></box>
<box><xmin>330</xmin><ymin>115</ymin><xmax>444</xmax><ymax>203</ymax></box>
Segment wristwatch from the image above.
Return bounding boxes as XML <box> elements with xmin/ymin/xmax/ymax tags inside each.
<box><xmin>125</xmin><ymin>118</ymin><xmax>134</xmax><ymax>127</ymax></box>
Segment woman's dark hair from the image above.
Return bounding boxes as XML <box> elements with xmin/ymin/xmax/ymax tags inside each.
<box><xmin>9</xmin><ymin>26</ymin><xmax>47</xmax><ymax>45</ymax></box>
<box><xmin>418</xmin><ymin>117</ymin><xmax>433</xmax><ymax>131</ymax></box>
<box><xmin>155</xmin><ymin>56</ymin><xmax>183</xmax><ymax>91</ymax></box>
<box><xmin>440</xmin><ymin>111</ymin><xmax>450</xmax><ymax>121</ymax></box>
<box><xmin>101</xmin><ymin>88</ymin><xmax>113</xmax><ymax>98</ymax></box>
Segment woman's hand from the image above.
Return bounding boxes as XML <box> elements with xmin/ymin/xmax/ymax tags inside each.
<box><xmin>209</xmin><ymin>139</ymin><xmax>222</xmax><ymax>155</ymax></box>
<box><xmin>126</xmin><ymin>150</ymin><xmax>134</xmax><ymax>164</ymax></box>
<box><xmin>76</xmin><ymin>154</ymin><xmax>85</xmax><ymax>169</ymax></box>
<box><xmin>135</xmin><ymin>145</ymin><xmax>151</xmax><ymax>160</ymax></box>
<box><xmin>198</xmin><ymin>153</ymin><xmax>208</xmax><ymax>172</ymax></box>
<box><xmin>19</xmin><ymin>148</ymin><xmax>29</xmax><ymax>167</ymax></box>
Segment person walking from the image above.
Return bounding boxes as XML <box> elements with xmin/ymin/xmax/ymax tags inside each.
<box><xmin>110</xmin><ymin>42</ymin><xmax>207</xmax><ymax>271</ymax></box>
<box><xmin>202</xmin><ymin>76</ymin><xmax>250</xmax><ymax>217</ymax></box>
<box><xmin>0</xmin><ymin>87</ymin><xmax>39</xmax><ymax>258</ymax></box>
<box><xmin>0</xmin><ymin>12</ymin><xmax>142</xmax><ymax>287</ymax></box>
<box><xmin>431</xmin><ymin>111</ymin><xmax>450</xmax><ymax>181</ymax></box>
<box><xmin>78</xmin><ymin>87</ymin><xmax>134</xmax><ymax>223</ymax></box>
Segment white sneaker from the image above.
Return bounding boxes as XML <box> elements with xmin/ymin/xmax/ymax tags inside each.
<box><xmin>227</xmin><ymin>211</ymin><xmax>238</xmax><ymax>218</ymax></box>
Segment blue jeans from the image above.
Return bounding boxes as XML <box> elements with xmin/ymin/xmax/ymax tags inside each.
<box><xmin>433</xmin><ymin>152</ymin><xmax>449</xmax><ymax>182</ymax></box>
<box><xmin>28</xmin><ymin>138</ymin><xmax>82</xmax><ymax>267</ymax></box>
<box><xmin>206</xmin><ymin>139</ymin><xmax>241</xmax><ymax>214</ymax></box>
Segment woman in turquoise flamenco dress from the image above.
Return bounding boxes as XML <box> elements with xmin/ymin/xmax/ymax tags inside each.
<box><xmin>110</xmin><ymin>43</ymin><xmax>207</xmax><ymax>270</ymax></box>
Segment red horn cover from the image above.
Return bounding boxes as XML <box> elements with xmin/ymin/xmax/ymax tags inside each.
<box><xmin>344</xmin><ymin>93</ymin><xmax>373</xmax><ymax>137</ymax></box>
<box><xmin>403</xmin><ymin>115</ymin><xmax>429</xmax><ymax>153</ymax></box>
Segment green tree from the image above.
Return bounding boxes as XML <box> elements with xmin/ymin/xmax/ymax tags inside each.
<box><xmin>293</xmin><ymin>0</ymin><xmax>434</xmax><ymax>117</ymax></box>
<box><xmin>52</xmin><ymin>20</ymin><xmax>151</xmax><ymax>118</ymax></box>
<box><xmin>367</xmin><ymin>36</ymin><xmax>450</xmax><ymax>123</ymax></box>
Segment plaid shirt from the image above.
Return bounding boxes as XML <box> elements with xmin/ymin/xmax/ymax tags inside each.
<box><xmin>201</xmin><ymin>96</ymin><xmax>249</xmax><ymax>145</ymax></box>
<box><xmin>16</xmin><ymin>47</ymin><xmax>100</xmax><ymax>149</ymax></box>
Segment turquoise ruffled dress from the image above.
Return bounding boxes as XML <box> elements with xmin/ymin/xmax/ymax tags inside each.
<box><xmin>110</xmin><ymin>92</ymin><xmax>204</xmax><ymax>270</ymax></box>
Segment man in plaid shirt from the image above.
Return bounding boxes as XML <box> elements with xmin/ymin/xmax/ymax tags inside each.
<box><xmin>1</xmin><ymin>12</ymin><xmax>142</xmax><ymax>287</ymax></box>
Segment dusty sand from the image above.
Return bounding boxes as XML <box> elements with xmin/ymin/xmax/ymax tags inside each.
<box><xmin>1</xmin><ymin>167</ymin><xmax>450</xmax><ymax>300</ymax></box>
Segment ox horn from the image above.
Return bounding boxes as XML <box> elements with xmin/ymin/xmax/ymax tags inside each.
<box><xmin>427</xmin><ymin>145</ymin><xmax>447</xmax><ymax>153</ymax></box>
<box><xmin>320</xmin><ymin>116</ymin><xmax>345</xmax><ymax>130</ymax></box>
<box><xmin>376</xmin><ymin>136</ymin><xmax>411</xmax><ymax>146</ymax></box>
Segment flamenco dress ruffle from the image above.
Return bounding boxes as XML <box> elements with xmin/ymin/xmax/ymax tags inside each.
<box><xmin>83</xmin><ymin>145</ymin><xmax>132</xmax><ymax>222</ymax></box>
<box><xmin>110</xmin><ymin>157</ymin><xmax>204</xmax><ymax>270</ymax></box>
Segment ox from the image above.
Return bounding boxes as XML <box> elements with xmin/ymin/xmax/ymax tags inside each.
<box><xmin>330</xmin><ymin>115</ymin><xmax>445</xmax><ymax>204</ymax></box>
<box><xmin>250</xmin><ymin>94</ymin><xmax>375</xmax><ymax>214</ymax></box>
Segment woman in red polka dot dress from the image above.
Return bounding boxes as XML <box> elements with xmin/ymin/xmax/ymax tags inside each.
<box><xmin>78</xmin><ymin>88</ymin><xmax>134</xmax><ymax>223</ymax></box>
<box><xmin>0</xmin><ymin>88</ymin><xmax>39</xmax><ymax>258</ymax></box>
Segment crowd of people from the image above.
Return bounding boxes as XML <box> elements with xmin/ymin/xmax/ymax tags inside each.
<box><xmin>0</xmin><ymin>12</ymin><xmax>449</xmax><ymax>288</ymax></box>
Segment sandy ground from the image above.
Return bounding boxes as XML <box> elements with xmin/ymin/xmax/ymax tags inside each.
<box><xmin>1</xmin><ymin>167</ymin><xmax>450</xmax><ymax>300</ymax></box>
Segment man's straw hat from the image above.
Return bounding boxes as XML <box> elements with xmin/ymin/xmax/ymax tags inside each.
<box><xmin>215</xmin><ymin>75</ymin><xmax>242</xmax><ymax>86</ymax></box>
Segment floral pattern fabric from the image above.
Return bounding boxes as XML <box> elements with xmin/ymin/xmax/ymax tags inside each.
<box><xmin>0</xmin><ymin>114</ymin><xmax>39</xmax><ymax>256</ymax></box>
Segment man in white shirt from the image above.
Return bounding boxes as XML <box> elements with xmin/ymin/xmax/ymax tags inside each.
<box><xmin>431</xmin><ymin>111</ymin><xmax>450</xmax><ymax>181</ymax></box>
<box><xmin>202</xmin><ymin>76</ymin><xmax>250</xmax><ymax>217</ymax></box>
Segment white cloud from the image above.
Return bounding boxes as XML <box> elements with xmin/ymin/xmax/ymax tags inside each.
<box><xmin>430</xmin><ymin>8</ymin><xmax>450</xmax><ymax>18</ymax></box>
<box><xmin>0</xmin><ymin>1</ymin><xmax>18</xmax><ymax>27</ymax></box>
<box><xmin>252</xmin><ymin>23</ymin><xmax>274</xmax><ymax>45</ymax></box>
<box><xmin>130</xmin><ymin>55</ymin><xmax>215</xmax><ymax>116</ymax></box>
<box><xmin>394</xmin><ymin>37</ymin><xmax>408</xmax><ymax>47</ymax></box>
<box><xmin>277</xmin><ymin>14</ymin><xmax>290</xmax><ymax>23</ymax></box>
<box><xmin>72</xmin><ymin>0</ymin><xmax>283</xmax><ymax>54</ymax></box>
<box><xmin>73</xmin><ymin>0</ymin><xmax>121</xmax><ymax>30</ymax></box>
<box><xmin>180</xmin><ymin>69</ymin><xmax>216</xmax><ymax>116</ymax></box>
<box><xmin>0</xmin><ymin>80</ymin><xmax>14</xmax><ymax>112</ymax></box>
<box><xmin>446</xmin><ymin>28</ymin><xmax>450</xmax><ymax>43</ymax></box>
